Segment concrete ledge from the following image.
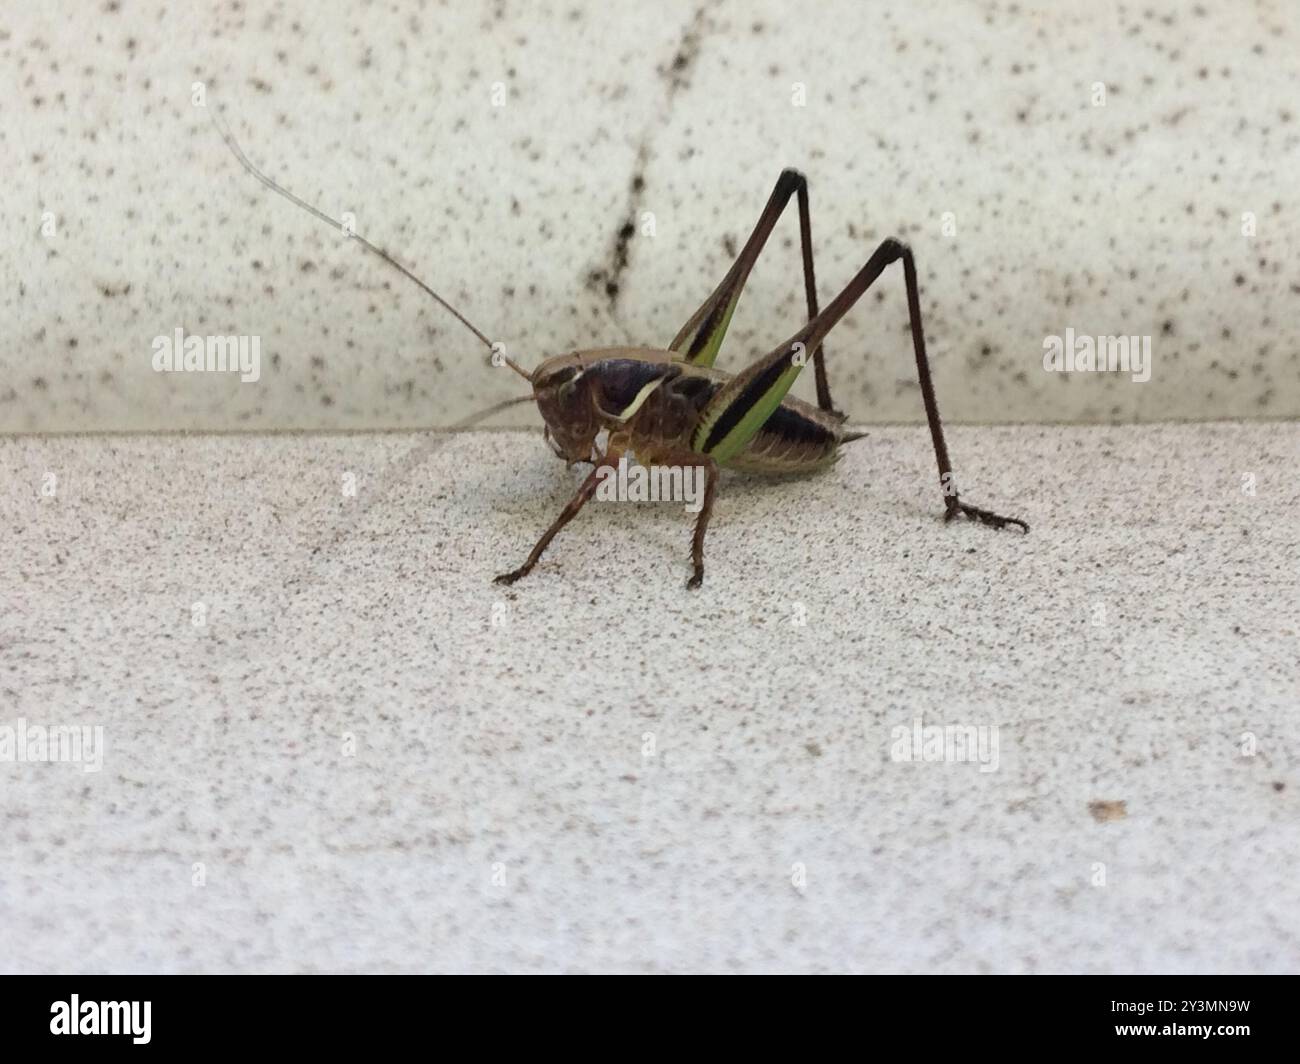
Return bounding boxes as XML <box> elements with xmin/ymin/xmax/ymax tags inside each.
<box><xmin>2</xmin><ymin>423</ymin><xmax>1297</xmax><ymax>972</ymax></box>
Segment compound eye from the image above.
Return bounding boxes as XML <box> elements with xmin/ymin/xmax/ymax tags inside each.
<box><xmin>556</xmin><ymin>368</ymin><xmax>584</xmax><ymax>403</ymax></box>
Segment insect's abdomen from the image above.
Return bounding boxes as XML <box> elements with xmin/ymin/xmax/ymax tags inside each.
<box><xmin>592</xmin><ymin>355</ymin><xmax>856</xmax><ymax>473</ymax></box>
<box><xmin>723</xmin><ymin>398</ymin><xmax>847</xmax><ymax>473</ymax></box>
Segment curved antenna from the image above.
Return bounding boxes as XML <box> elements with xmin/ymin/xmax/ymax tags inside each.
<box><xmin>449</xmin><ymin>393</ymin><xmax>536</xmax><ymax>429</ymax></box>
<box><xmin>210</xmin><ymin>105</ymin><xmax>534</xmax><ymax>383</ymax></box>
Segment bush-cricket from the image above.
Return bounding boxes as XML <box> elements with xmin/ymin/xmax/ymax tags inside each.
<box><xmin>212</xmin><ymin>110</ymin><xmax>1028</xmax><ymax>589</ymax></box>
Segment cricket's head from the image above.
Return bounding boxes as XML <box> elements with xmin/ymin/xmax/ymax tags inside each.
<box><xmin>531</xmin><ymin>355</ymin><xmax>600</xmax><ymax>464</ymax></box>
<box><xmin>529</xmin><ymin>347</ymin><xmax>680</xmax><ymax>463</ymax></box>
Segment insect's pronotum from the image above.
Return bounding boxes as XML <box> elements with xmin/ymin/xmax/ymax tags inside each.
<box><xmin>213</xmin><ymin>110</ymin><xmax>1027</xmax><ymax>589</ymax></box>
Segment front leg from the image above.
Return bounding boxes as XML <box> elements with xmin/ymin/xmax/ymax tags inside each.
<box><xmin>494</xmin><ymin>450</ymin><xmax>622</xmax><ymax>585</ymax></box>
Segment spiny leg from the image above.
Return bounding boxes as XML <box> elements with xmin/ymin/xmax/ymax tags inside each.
<box><xmin>670</xmin><ymin>169</ymin><xmax>841</xmax><ymax>416</ymax></box>
<box><xmin>615</xmin><ymin>446</ymin><xmax>719</xmax><ymax>589</ymax></box>
<box><xmin>694</xmin><ymin>238</ymin><xmax>1027</xmax><ymax>532</ymax></box>
<box><xmin>685</xmin><ymin>457</ymin><xmax>720</xmax><ymax>589</ymax></box>
<box><xmin>895</xmin><ymin>247</ymin><xmax>1027</xmax><ymax>532</ymax></box>
<box><xmin>494</xmin><ymin>452</ymin><xmax>622</xmax><ymax>585</ymax></box>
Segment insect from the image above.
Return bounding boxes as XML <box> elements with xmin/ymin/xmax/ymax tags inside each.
<box><xmin>214</xmin><ymin>111</ymin><xmax>1027</xmax><ymax>589</ymax></box>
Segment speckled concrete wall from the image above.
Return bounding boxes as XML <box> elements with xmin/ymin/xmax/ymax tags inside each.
<box><xmin>3</xmin><ymin>0</ymin><xmax>1297</xmax><ymax>433</ymax></box>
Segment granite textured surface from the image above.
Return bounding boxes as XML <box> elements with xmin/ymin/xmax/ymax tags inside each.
<box><xmin>3</xmin><ymin>422</ymin><xmax>1297</xmax><ymax>973</ymax></box>
<box><xmin>3</xmin><ymin>1</ymin><xmax>1299</xmax><ymax>433</ymax></box>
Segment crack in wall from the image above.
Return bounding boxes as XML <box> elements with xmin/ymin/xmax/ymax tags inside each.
<box><xmin>585</xmin><ymin>3</ymin><xmax>716</xmax><ymax>326</ymax></box>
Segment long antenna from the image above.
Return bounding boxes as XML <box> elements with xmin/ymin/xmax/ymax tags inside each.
<box><xmin>450</xmin><ymin>393</ymin><xmax>536</xmax><ymax>428</ymax></box>
<box><xmin>209</xmin><ymin>106</ymin><xmax>534</xmax><ymax>383</ymax></box>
